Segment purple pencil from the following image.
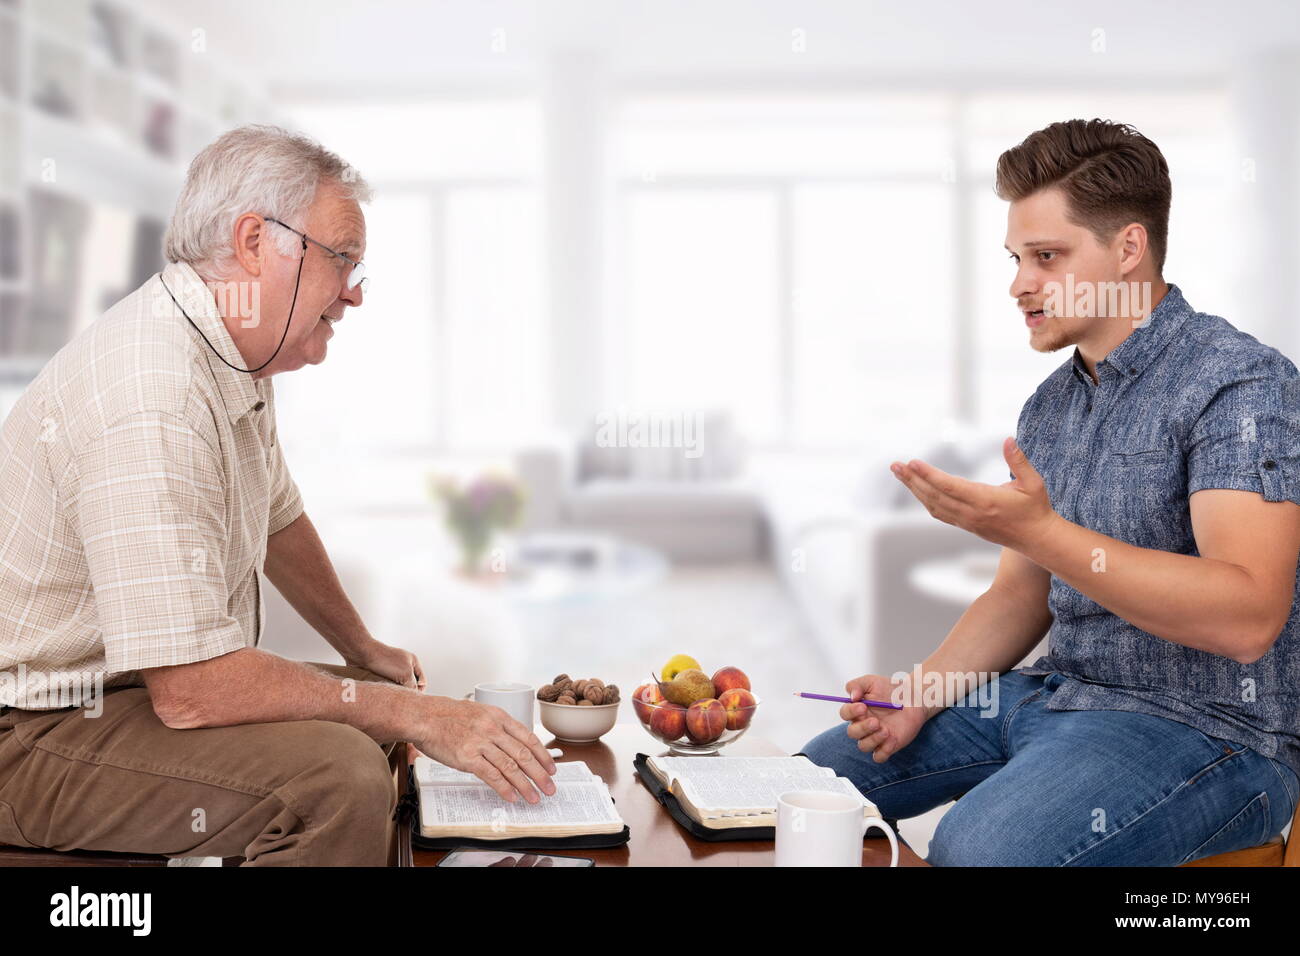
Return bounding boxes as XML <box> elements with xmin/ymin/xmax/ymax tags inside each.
<box><xmin>794</xmin><ymin>691</ymin><xmax>904</xmax><ymax>710</ymax></box>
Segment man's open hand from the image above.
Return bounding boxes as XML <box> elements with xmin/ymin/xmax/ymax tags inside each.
<box><xmin>891</xmin><ymin>437</ymin><xmax>1060</xmax><ymax>552</ymax></box>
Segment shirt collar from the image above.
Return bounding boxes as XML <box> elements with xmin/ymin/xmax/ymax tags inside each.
<box><xmin>159</xmin><ymin>260</ymin><xmax>267</xmax><ymax>423</ymax></box>
<box><xmin>1070</xmin><ymin>283</ymin><xmax>1192</xmax><ymax>385</ymax></box>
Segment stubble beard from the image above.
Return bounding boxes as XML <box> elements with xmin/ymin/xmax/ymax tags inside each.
<box><xmin>1029</xmin><ymin>320</ymin><xmax>1073</xmax><ymax>354</ymax></box>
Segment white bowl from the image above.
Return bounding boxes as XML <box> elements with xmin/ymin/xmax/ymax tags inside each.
<box><xmin>538</xmin><ymin>699</ymin><xmax>620</xmax><ymax>743</ymax></box>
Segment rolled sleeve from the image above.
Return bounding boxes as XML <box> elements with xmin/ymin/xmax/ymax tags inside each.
<box><xmin>1186</xmin><ymin>358</ymin><xmax>1300</xmax><ymax>505</ymax></box>
<box><xmin>64</xmin><ymin>412</ymin><xmax>248</xmax><ymax>674</ymax></box>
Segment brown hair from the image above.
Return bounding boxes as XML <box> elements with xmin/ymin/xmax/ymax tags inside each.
<box><xmin>995</xmin><ymin>119</ymin><xmax>1171</xmax><ymax>274</ymax></box>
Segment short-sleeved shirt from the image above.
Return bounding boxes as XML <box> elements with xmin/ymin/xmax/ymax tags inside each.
<box><xmin>0</xmin><ymin>260</ymin><xmax>304</xmax><ymax>709</ymax></box>
<box><xmin>1013</xmin><ymin>283</ymin><xmax>1300</xmax><ymax>779</ymax></box>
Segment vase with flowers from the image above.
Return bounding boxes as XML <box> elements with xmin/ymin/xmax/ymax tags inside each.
<box><xmin>428</xmin><ymin>472</ymin><xmax>525</xmax><ymax>577</ymax></box>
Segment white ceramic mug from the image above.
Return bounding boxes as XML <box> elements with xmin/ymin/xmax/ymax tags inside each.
<box><xmin>473</xmin><ymin>681</ymin><xmax>536</xmax><ymax>729</ymax></box>
<box><xmin>775</xmin><ymin>790</ymin><xmax>899</xmax><ymax>867</ymax></box>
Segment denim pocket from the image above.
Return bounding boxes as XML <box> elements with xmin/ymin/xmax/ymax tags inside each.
<box><xmin>1266</xmin><ymin>759</ymin><xmax>1299</xmax><ymax>815</ymax></box>
<box><xmin>1177</xmin><ymin>791</ymin><xmax>1270</xmax><ymax>864</ymax></box>
<box><xmin>1188</xmin><ymin>726</ymin><xmax>1251</xmax><ymax>758</ymax></box>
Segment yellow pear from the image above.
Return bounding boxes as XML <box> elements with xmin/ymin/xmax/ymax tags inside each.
<box><xmin>660</xmin><ymin>669</ymin><xmax>716</xmax><ymax>707</ymax></box>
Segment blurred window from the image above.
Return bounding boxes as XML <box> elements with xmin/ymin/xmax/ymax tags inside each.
<box><xmin>612</xmin><ymin>90</ymin><xmax>1235</xmax><ymax>448</ymax></box>
<box><xmin>281</xmin><ymin>100</ymin><xmax>547</xmax><ymax>455</ymax></box>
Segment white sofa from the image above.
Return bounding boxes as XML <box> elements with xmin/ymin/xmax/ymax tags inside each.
<box><xmin>758</xmin><ymin>436</ymin><xmax>1049</xmax><ymax>681</ymax></box>
<box><xmin>515</xmin><ymin>413</ymin><xmax>766</xmax><ymax>563</ymax></box>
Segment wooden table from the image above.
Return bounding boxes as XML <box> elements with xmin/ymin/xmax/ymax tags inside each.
<box><xmin>402</xmin><ymin>724</ymin><xmax>927</xmax><ymax>867</ymax></box>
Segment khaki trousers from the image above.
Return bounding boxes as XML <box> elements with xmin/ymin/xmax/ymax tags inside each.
<box><xmin>0</xmin><ymin>662</ymin><xmax>407</xmax><ymax>866</ymax></box>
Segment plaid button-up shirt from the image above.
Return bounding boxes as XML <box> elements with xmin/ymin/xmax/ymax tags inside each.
<box><xmin>0</xmin><ymin>260</ymin><xmax>303</xmax><ymax>709</ymax></box>
<box><xmin>1014</xmin><ymin>284</ymin><xmax>1300</xmax><ymax>779</ymax></box>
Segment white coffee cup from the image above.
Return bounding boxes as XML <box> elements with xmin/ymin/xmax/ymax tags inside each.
<box><xmin>775</xmin><ymin>790</ymin><xmax>899</xmax><ymax>867</ymax></box>
<box><xmin>474</xmin><ymin>681</ymin><xmax>536</xmax><ymax>729</ymax></box>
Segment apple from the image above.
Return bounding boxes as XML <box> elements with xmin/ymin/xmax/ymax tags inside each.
<box><xmin>650</xmin><ymin>701</ymin><xmax>687</xmax><ymax>741</ymax></box>
<box><xmin>661</xmin><ymin>653</ymin><xmax>702</xmax><ymax>682</ymax></box>
<box><xmin>711</xmin><ymin>666</ymin><xmax>751</xmax><ymax>695</ymax></box>
<box><xmin>718</xmin><ymin>688</ymin><xmax>757</xmax><ymax>731</ymax></box>
<box><xmin>686</xmin><ymin>698</ymin><xmax>727</xmax><ymax>744</ymax></box>
<box><xmin>632</xmin><ymin>682</ymin><xmax>665</xmax><ymax>725</ymax></box>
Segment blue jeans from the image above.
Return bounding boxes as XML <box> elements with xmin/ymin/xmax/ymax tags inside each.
<box><xmin>797</xmin><ymin>670</ymin><xmax>1299</xmax><ymax>866</ymax></box>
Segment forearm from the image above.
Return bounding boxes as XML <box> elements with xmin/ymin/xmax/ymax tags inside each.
<box><xmin>263</xmin><ymin>511</ymin><xmax>373</xmax><ymax>662</ymax></box>
<box><xmin>1019</xmin><ymin>514</ymin><xmax>1269</xmax><ymax>662</ymax></box>
<box><xmin>149</xmin><ymin>646</ymin><xmax>427</xmax><ymax>741</ymax></box>
<box><xmin>914</xmin><ymin>585</ymin><xmax>1052</xmax><ymax>718</ymax></box>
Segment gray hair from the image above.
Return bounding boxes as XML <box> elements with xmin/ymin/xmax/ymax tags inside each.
<box><xmin>163</xmin><ymin>124</ymin><xmax>372</xmax><ymax>274</ymax></box>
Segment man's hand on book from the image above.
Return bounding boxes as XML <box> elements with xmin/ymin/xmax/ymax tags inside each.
<box><xmin>839</xmin><ymin>674</ymin><xmax>932</xmax><ymax>764</ymax></box>
<box><xmin>418</xmin><ymin>698</ymin><xmax>559</xmax><ymax>804</ymax></box>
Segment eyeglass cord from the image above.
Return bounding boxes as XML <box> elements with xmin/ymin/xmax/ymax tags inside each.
<box><xmin>157</xmin><ymin>238</ymin><xmax>306</xmax><ymax>375</ymax></box>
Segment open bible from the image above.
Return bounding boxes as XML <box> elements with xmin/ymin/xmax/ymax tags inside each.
<box><xmin>414</xmin><ymin>755</ymin><xmax>626</xmax><ymax>840</ymax></box>
<box><xmin>641</xmin><ymin>754</ymin><xmax>877</xmax><ymax>830</ymax></box>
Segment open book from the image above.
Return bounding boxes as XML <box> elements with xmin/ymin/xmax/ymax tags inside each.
<box><xmin>415</xmin><ymin>755</ymin><xmax>626</xmax><ymax>840</ymax></box>
<box><xmin>643</xmin><ymin>755</ymin><xmax>877</xmax><ymax>830</ymax></box>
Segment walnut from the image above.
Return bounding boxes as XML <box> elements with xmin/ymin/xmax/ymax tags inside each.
<box><xmin>577</xmin><ymin>698</ymin><xmax>594</xmax><ymax>706</ymax></box>
<box><xmin>544</xmin><ymin>673</ymin><xmax>621</xmax><ymax>704</ymax></box>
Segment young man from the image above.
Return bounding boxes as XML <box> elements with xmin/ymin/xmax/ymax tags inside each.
<box><xmin>800</xmin><ymin>119</ymin><xmax>1300</xmax><ymax>866</ymax></box>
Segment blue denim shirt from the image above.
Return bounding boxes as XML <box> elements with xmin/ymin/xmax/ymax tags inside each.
<box><xmin>1013</xmin><ymin>284</ymin><xmax>1300</xmax><ymax>779</ymax></box>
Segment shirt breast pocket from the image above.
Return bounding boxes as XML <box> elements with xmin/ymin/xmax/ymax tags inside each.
<box><xmin>1098</xmin><ymin>448</ymin><xmax>1192</xmax><ymax>549</ymax></box>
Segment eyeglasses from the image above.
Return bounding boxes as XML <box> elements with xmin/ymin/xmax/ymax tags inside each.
<box><xmin>264</xmin><ymin>216</ymin><xmax>368</xmax><ymax>294</ymax></box>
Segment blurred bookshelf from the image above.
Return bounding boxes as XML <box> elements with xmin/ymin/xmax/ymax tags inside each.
<box><xmin>0</xmin><ymin>0</ymin><xmax>282</xmax><ymax>387</ymax></box>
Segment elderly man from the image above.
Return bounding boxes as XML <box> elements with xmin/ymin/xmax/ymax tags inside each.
<box><xmin>0</xmin><ymin>125</ymin><xmax>555</xmax><ymax>865</ymax></box>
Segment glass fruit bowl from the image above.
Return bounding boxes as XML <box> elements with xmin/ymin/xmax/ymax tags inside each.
<box><xmin>632</xmin><ymin>690</ymin><xmax>760</xmax><ymax>755</ymax></box>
